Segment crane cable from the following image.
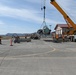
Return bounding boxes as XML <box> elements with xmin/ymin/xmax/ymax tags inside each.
<box><xmin>40</xmin><ymin>0</ymin><xmax>46</xmax><ymax>29</ymax></box>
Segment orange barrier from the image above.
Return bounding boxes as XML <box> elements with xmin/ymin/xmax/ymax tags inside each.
<box><xmin>10</xmin><ymin>38</ymin><xmax>13</xmax><ymax>46</ymax></box>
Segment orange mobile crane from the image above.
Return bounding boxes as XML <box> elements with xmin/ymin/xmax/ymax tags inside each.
<box><xmin>50</xmin><ymin>0</ymin><xmax>76</xmax><ymax>42</ymax></box>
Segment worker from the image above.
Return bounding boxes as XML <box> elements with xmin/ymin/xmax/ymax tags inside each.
<box><xmin>55</xmin><ymin>34</ymin><xmax>59</xmax><ymax>42</ymax></box>
<box><xmin>0</xmin><ymin>36</ymin><xmax>2</xmax><ymax>44</ymax></box>
<box><xmin>56</xmin><ymin>34</ymin><xmax>59</xmax><ymax>39</ymax></box>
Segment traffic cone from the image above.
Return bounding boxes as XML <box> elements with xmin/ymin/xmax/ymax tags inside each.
<box><xmin>10</xmin><ymin>38</ymin><xmax>13</xmax><ymax>46</ymax></box>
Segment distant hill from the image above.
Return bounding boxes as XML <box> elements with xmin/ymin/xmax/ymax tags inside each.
<box><xmin>6</xmin><ymin>33</ymin><xmax>31</xmax><ymax>37</ymax></box>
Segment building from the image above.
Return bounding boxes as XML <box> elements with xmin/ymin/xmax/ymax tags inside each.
<box><xmin>54</xmin><ymin>24</ymin><xmax>73</xmax><ymax>35</ymax></box>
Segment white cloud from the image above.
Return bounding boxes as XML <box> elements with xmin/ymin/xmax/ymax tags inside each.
<box><xmin>0</xmin><ymin>5</ymin><xmax>41</xmax><ymax>22</ymax></box>
<box><xmin>0</xmin><ymin>4</ymin><xmax>61</xmax><ymax>25</ymax></box>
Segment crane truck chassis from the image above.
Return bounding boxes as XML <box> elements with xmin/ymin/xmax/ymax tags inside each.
<box><xmin>50</xmin><ymin>0</ymin><xmax>76</xmax><ymax>42</ymax></box>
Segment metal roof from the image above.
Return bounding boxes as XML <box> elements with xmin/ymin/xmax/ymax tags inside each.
<box><xmin>54</xmin><ymin>24</ymin><xmax>72</xmax><ymax>30</ymax></box>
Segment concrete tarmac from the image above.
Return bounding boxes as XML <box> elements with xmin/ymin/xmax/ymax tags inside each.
<box><xmin>0</xmin><ymin>39</ymin><xmax>76</xmax><ymax>75</ymax></box>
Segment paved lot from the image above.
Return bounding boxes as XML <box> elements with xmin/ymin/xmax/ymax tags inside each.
<box><xmin>0</xmin><ymin>39</ymin><xmax>76</xmax><ymax>75</ymax></box>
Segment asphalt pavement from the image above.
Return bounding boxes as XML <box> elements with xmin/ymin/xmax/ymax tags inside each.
<box><xmin>0</xmin><ymin>39</ymin><xmax>76</xmax><ymax>75</ymax></box>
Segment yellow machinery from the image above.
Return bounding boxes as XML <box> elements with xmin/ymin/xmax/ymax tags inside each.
<box><xmin>50</xmin><ymin>0</ymin><xmax>76</xmax><ymax>42</ymax></box>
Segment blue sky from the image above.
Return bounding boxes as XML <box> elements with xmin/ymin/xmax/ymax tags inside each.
<box><xmin>0</xmin><ymin>0</ymin><xmax>76</xmax><ymax>34</ymax></box>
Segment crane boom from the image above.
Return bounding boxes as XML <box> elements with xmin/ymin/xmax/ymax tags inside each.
<box><xmin>50</xmin><ymin>0</ymin><xmax>76</xmax><ymax>34</ymax></box>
